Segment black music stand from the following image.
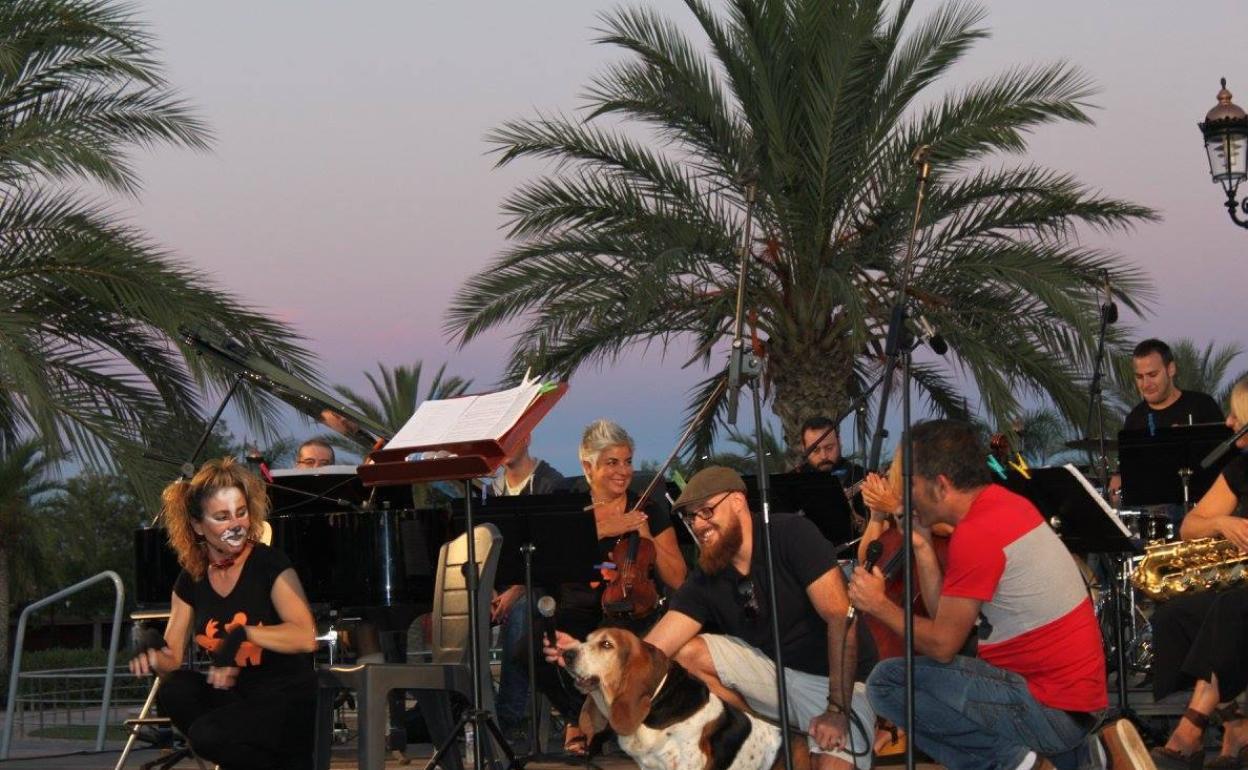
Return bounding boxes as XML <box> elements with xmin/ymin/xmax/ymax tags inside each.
<box><xmin>361</xmin><ymin>384</ymin><xmax>566</xmax><ymax>770</ymax></box>
<box><xmin>450</xmin><ymin>493</ymin><xmax>602</xmax><ymax>761</ymax></box>
<box><xmin>1002</xmin><ymin>465</ymin><xmax>1139</xmax><ymax>555</ymax></box>
<box><xmin>749</xmin><ymin>473</ymin><xmax>856</xmax><ymax>547</ymax></box>
<box><xmin>1119</xmin><ymin>424</ymin><xmax>1233</xmax><ymax>509</ymax></box>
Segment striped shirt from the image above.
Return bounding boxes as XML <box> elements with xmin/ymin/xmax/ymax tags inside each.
<box><xmin>942</xmin><ymin>485</ymin><xmax>1107</xmax><ymax>712</ymax></box>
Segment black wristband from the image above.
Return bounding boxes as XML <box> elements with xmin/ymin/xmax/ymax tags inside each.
<box><xmin>134</xmin><ymin>627</ymin><xmax>165</xmax><ymax>656</ymax></box>
<box><xmin>212</xmin><ymin>625</ymin><xmax>247</xmax><ymax>667</ymax></box>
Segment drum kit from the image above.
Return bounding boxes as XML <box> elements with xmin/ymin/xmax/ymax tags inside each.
<box><xmin>1062</xmin><ymin>425</ymin><xmax>1231</xmax><ymax>677</ymax></box>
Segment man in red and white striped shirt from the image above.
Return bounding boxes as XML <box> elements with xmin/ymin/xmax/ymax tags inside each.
<box><xmin>848</xmin><ymin>420</ymin><xmax>1151</xmax><ymax>770</ymax></box>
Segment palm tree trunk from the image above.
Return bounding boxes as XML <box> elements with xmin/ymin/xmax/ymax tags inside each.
<box><xmin>768</xmin><ymin>342</ymin><xmax>853</xmax><ymax>462</ymax></box>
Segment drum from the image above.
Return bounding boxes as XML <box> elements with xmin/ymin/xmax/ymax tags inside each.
<box><xmin>1117</xmin><ymin>510</ymin><xmax>1172</xmax><ymax>543</ymax></box>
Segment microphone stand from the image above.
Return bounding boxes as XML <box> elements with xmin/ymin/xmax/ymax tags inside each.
<box><xmin>723</xmin><ymin>181</ymin><xmax>794</xmax><ymax>770</ymax></box>
<box><xmin>1081</xmin><ymin>286</ymin><xmax>1136</xmax><ymax>718</ymax></box>
<box><xmin>145</xmin><ymin>372</ymin><xmax>245</xmax><ymax>524</ymax></box>
<box><xmin>862</xmin><ymin>146</ymin><xmax>934</xmax><ymax>770</ymax></box>
<box><xmin>1083</xmin><ymin>286</ymin><xmax>1116</xmax><ymax>488</ymax></box>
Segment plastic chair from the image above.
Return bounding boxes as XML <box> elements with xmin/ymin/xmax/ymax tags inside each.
<box><xmin>314</xmin><ymin>523</ymin><xmax>503</xmax><ymax>770</ymax></box>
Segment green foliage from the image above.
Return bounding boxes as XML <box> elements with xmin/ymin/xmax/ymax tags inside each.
<box><xmin>330</xmin><ymin>362</ymin><xmax>473</xmax><ymax>501</ymax></box>
<box><xmin>36</xmin><ymin>473</ymin><xmax>145</xmax><ymax>615</ymax></box>
<box><xmin>333</xmin><ymin>362</ymin><xmax>473</xmax><ymax>436</ymax></box>
<box><xmin>0</xmin><ymin>0</ymin><xmax>319</xmax><ymax>474</ymax></box>
<box><xmin>448</xmin><ymin>0</ymin><xmax>1156</xmax><ymax>457</ymax></box>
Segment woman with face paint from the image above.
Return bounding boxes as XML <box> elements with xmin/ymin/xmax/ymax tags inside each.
<box><xmin>129</xmin><ymin>457</ymin><xmax>318</xmax><ymax>770</ymax></box>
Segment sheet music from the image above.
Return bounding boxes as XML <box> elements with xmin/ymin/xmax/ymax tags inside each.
<box><xmin>385</xmin><ymin>376</ymin><xmax>545</xmax><ymax>450</ymax></box>
<box><xmin>1061</xmin><ymin>463</ymin><xmax>1134</xmax><ymax>538</ymax></box>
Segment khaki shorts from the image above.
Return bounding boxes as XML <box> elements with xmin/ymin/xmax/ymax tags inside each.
<box><xmin>701</xmin><ymin>633</ymin><xmax>875</xmax><ymax>768</ymax></box>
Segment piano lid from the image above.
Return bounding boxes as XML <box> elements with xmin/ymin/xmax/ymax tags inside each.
<box><xmin>182</xmin><ymin>325</ymin><xmax>390</xmax><ymax>449</ymax></box>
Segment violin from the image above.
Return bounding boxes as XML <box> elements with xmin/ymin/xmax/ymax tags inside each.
<box><xmin>598</xmin><ymin>381</ymin><xmax>728</xmax><ymax>620</ymax></box>
<box><xmin>601</xmin><ymin>522</ymin><xmax>660</xmax><ymax>619</ymax></box>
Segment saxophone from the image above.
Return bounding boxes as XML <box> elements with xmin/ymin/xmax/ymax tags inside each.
<box><xmin>1131</xmin><ymin>538</ymin><xmax>1248</xmax><ymax>601</ymax></box>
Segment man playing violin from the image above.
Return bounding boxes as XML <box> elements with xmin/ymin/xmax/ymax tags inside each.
<box><xmin>583</xmin><ymin>465</ymin><xmax>879</xmax><ymax>769</ymax></box>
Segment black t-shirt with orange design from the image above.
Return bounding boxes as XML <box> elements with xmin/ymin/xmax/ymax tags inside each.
<box><xmin>173</xmin><ymin>542</ymin><xmax>312</xmax><ymax>690</ymax></box>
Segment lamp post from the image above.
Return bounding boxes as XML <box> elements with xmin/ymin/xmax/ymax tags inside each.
<box><xmin>1199</xmin><ymin>78</ymin><xmax>1248</xmax><ymax>228</ymax></box>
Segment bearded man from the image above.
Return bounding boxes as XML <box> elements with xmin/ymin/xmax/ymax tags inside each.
<box><xmin>644</xmin><ymin>466</ymin><xmax>878</xmax><ymax>770</ymax></box>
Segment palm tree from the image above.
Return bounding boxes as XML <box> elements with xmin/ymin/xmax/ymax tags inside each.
<box><xmin>0</xmin><ymin>441</ymin><xmax>58</xmax><ymax>668</ymax></box>
<box><xmin>333</xmin><ymin>362</ymin><xmax>474</xmax><ymax>436</ymax></box>
<box><xmin>446</xmin><ymin>0</ymin><xmax>1155</xmax><ymax>456</ymax></box>
<box><xmin>0</xmin><ymin>0</ymin><xmax>320</xmax><ymax>472</ymax></box>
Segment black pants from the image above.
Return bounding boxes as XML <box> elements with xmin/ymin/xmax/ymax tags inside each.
<box><xmin>1179</xmin><ymin>586</ymin><xmax>1248</xmax><ymax>701</ymax></box>
<box><xmin>157</xmin><ymin>669</ymin><xmax>316</xmax><ymax>770</ymax></box>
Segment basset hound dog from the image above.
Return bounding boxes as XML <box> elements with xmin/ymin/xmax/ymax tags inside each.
<box><xmin>563</xmin><ymin>627</ymin><xmax>810</xmax><ymax>770</ymax></box>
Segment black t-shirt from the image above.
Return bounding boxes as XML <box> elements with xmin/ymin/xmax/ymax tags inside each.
<box><xmin>174</xmin><ymin>543</ymin><xmax>312</xmax><ymax>689</ymax></box>
<box><xmin>669</xmin><ymin>514</ymin><xmax>874</xmax><ymax>678</ymax></box>
<box><xmin>556</xmin><ymin>494</ymin><xmax>673</xmax><ymax>635</ymax></box>
<box><xmin>1224</xmin><ymin>453</ymin><xmax>1248</xmax><ymax>516</ymax></box>
<box><xmin>1123</xmin><ymin>390</ymin><xmax>1223</xmax><ymax>434</ymax></box>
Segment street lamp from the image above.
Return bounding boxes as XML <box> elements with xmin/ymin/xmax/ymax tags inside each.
<box><xmin>1199</xmin><ymin>78</ymin><xmax>1248</xmax><ymax>227</ymax></box>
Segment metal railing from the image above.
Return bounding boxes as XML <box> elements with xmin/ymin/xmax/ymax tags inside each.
<box><xmin>0</xmin><ymin>571</ymin><xmax>125</xmax><ymax>759</ymax></box>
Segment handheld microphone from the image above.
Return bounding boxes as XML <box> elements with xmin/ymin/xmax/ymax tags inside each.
<box><xmin>536</xmin><ymin>595</ymin><xmax>558</xmax><ymax>649</ymax></box>
<box><xmin>1201</xmin><ymin>422</ymin><xmax>1248</xmax><ymax>470</ymax></box>
<box><xmin>1101</xmin><ymin>269</ymin><xmax>1118</xmax><ymax>325</ymax></box>
<box><xmin>847</xmin><ymin>540</ymin><xmax>885</xmax><ymax>621</ymax></box>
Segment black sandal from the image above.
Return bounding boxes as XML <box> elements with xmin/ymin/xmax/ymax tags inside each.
<box><xmin>1151</xmin><ymin>708</ymin><xmax>1210</xmax><ymax>770</ymax></box>
<box><xmin>1209</xmin><ymin>703</ymin><xmax>1248</xmax><ymax>769</ymax></box>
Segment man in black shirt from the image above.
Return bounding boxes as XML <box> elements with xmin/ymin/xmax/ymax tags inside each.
<box><xmin>797</xmin><ymin>416</ymin><xmax>868</xmax><ymax>531</ymax></box>
<box><xmin>646</xmin><ymin>466</ymin><xmax>875</xmax><ymax>770</ymax></box>
<box><xmin>1123</xmin><ymin>338</ymin><xmax>1223</xmax><ymax>433</ymax></box>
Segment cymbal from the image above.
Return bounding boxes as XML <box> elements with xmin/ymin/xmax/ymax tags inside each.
<box><xmin>1064</xmin><ymin>437</ymin><xmax>1118</xmax><ymax>452</ymax></box>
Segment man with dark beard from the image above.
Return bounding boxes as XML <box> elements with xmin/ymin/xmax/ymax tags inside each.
<box><xmin>643</xmin><ymin>466</ymin><xmax>877</xmax><ymax>770</ymax></box>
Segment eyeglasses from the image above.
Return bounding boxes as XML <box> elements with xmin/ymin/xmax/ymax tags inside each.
<box><xmin>736</xmin><ymin>576</ymin><xmax>761</xmax><ymax>620</ymax></box>
<box><xmin>680</xmin><ymin>493</ymin><xmax>731</xmax><ymax>524</ymax></box>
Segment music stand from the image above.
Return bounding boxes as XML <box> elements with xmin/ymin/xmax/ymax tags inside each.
<box><xmin>1119</xmin><ymin>424</ymin><xmax>1233</xmax><ymax>509</ymax></box>
<box><xmin>750</xmin><ymin>473</ymin><xmax>856</xmax><ymax>547</ymax></box>
<box><xmin>1002</xmin><ymin>465</ymin><xmax>1139</xmax><ymax>555</ymax></box>
<box><xmin>450</xmin><ymin>492</ymin><xmax>603</xmax><ymax>761</ymax></box>
<box><xmin>361</xmin><ymin>383</ymin><xmax>567</xmax><ymax>770</ymax></box>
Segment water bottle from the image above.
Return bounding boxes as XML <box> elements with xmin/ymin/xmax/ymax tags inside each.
<box><xmin>463</xmin><ymin>721</ymin><xmax>476</xmax><ymax>768</ymax></box>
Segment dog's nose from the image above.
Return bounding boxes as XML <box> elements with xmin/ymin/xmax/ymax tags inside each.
<box><xmin>562</xmin><ymin>649</ymin><xmax>577</xmax><ymax>665</ymax></box>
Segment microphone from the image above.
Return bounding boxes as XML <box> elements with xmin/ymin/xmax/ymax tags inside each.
<box><xmin>1201</xmin><ymin>422</ymin><xmax>1248</xmax><ymax>470</ymax></box>
<box><xmin>914</xmin><ymin>314</ymin><xmax>949</xmax><ymax>355</ymax></box>
<box><xmin>1101</xmin><ymin>269</ymin><xmax>1118</xmax><ymax>325</ymax></box>
<box><xmin>847</xmin><ymin>540</ymin><xmax>885</xmax><ymax>622</ymax></box>
<box><xmin>910</xmin><ymin>144</ymin><xmax>932</xmax><ymax>165</ymax></box>
<box><xmin>536</xmin><ymin>595</ymin><xmax>558</xmax><ymax>649</ymax></box>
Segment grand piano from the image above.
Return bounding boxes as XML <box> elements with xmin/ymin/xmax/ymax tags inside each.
<box><xmin>133</xmin><ymin>326</ymin><xmax>451</xmax><ymax>619</ymax></box>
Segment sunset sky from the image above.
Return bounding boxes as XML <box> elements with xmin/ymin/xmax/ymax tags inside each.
<box><xmin>120</xmin><ymin>0</ymin><xmax>1248</xmax><ymax>474</ymax></box>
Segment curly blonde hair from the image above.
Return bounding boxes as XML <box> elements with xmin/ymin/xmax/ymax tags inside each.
<box><xmin>161</xmin><ymin>457</ymin><xmax>270</xmax><ymax>580</ymax></box>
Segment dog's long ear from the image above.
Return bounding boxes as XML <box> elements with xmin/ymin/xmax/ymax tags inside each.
<box><xmin>608</xmin><ymin>639</ymin><xmax>669</xmax><ymax>736</ymax></box>
<box><xmin>578</xmin><ymin>696</ymin><xmax>607</xmax><ymax>743</ymax></box>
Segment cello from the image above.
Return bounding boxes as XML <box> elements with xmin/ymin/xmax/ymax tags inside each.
<box><xmin>861</xmin><ymin>522</ymin><xmax>951</xmax><ymax>659</ymax></box>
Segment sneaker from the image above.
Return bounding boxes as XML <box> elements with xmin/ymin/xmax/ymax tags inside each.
<box><xmin>1101</xmin><ymin>718</ymin><xmax>1157</xmax><ymax>770</ymax></box>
